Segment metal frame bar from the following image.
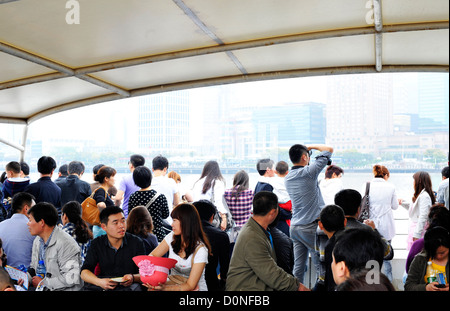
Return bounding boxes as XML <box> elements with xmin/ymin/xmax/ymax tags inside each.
<box><xmin>0</xmin><ymin>0</ymin><xmax>20</xmax><ymax>5</ymax></box>
<box><xmin>21</xmin><ymin>64</ymin><xmax>448</xmax><ymax>125</ymax></box>
<box><xmin>171</xmin><ymin>0</ymin><xmax>248</xmax><ymax>75</ymax></box>
<box><xmin>0</xmin><ymin>123</ymin><xmax>28</xmax><ymax>161</ymax></box>
<box><xmin>20</xmin><ymin>124</ymin><xmax>28</xmax><ymax>162</ymax></box>
<box><xmin>0</xmin><ymin>42</ymin><xmax>130</xmax><ymax>97</ymax></box>
<box><xmin>0</xmin><ymin>1</ymin><xmax>447</xmax><ymax>160</ymax></box>
<box><xmin>0</xmin><ymin>21</ymin><xmax>447</xmax><ymax>92</ymax></box>
<box><xmin>79</xmin><ymin>21</ymin><xmax>449</xmax><ymax>74</ymax></box>
<box><xmin>0</xmin><ymin>137</ymin><xmax>25</xmax><ymax>152</ymax></box>
<box><xmin>373</xmin><ymin>0</ymin><xmax>383</xmax><ymax>72</ymax></box>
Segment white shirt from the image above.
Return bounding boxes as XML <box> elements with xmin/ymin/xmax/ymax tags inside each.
<box><xmin>151</xmin><ymin>175</ymin><xmax>178</xmax><ymax>210</ymax></box>
<box><xmin>268</xmin><ymin>176</ymin><xmax>290</xmax><ymax>204</ymax></box>
<box><xmin>164</xmin><ymin>232</ymin><xmax>208</xmax><ymax>291</ymax></box>
<box><xmin>361</xmin><ymin>178</ymin><xmax>398</xmax><ymax>241</ymax></box>
<box><xmin>192</xmin><ymin>177</ymin><xmax>227</xmax><ymax>214</ymax></box>
<box><xmin>408</xmin><ymin>189</ymin><xmax>433</xmax><ymax>239</ymax></box>
<box><xmin>319</xmin><ymin>178</ymin><xmax>344</xmax><ymax>206</ymax></box>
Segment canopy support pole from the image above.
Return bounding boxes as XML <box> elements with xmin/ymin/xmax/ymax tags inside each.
<box><xmin>20</xmin><ymin>124</ymin><xmax>29</xmax><ymax>162</ymax></box>
<box><xmin>374</xmin><ymin>0</ymin><xmax>383</xmax><ymax>72</ymax></box>
<box><xmin>0</xmin><ymin>137</ymin><xmax>24</xmax><ymax>152</ymax></box>
<box><xmin>0</xmin><ymin>124</ymin><xmax>28</xmax><ymax>162</ymax></box>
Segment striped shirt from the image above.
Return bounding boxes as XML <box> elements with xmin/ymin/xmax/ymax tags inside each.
<box><xmin>285</xmin><ymin>151</ymin><xmax>332</xmax><ymax>226</ymax></box>
<box><xmin>224</xmin><ymin>187</ymin><xmax>253</xmax><ymax>227</ymax></box>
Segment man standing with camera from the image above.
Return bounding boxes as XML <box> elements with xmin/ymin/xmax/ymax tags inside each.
<box><xmin>285</xmin><ymin>144</ymin><xmax>333</xmax><ymax>284</ymax></box>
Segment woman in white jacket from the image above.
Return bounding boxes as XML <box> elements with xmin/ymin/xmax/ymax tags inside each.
<box><xmin>364</xmin><ymin>165</ymin><xmax>399</xmax><ymax>241</ymax></box>
<box><xmin>363</xmin><ymin>165</ymin><xmax>398</xmax><ymax>281</ymax></box>
<box><xmin>404</xmin><ymin>171</ymin><xmax>436</xmax><ymax>251</ymax></box>
<box><xmin>192</xmin><ymin>160</ymin><xmax>227</xmax><ymax>230</ymax></box>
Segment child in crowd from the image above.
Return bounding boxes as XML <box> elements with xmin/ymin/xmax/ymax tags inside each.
<box><xmin>271</xmin><ymin>161</ymin><xmax>292</xmax><ymax>236</ymax></box>
<box><xmin>317</xmin><ymin>205</ymin><xmax>347</xmax><ymax>291</ymax></box>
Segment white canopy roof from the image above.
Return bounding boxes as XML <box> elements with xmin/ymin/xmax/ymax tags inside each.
<box><xmin>0</xmin><ymin>0</ymin><xmax>448</xmax><ymax>126</ymax></box>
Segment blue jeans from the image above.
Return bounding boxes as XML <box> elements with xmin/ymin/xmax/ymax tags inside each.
<box><xmin>290</xmin><ymin>222</ymin><xmax>320</xmax><ymax>284</ymax></box>
<box><xmin>382</xmin><ymin>240</ymin><xmax>393</xmax><ymax>282</ymax></box>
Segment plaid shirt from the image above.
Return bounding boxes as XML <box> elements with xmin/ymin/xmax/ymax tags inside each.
<box><xmin>224</xmin><ymin>188</ymin><xmax>253</xmax><ymax>227</ymax></box>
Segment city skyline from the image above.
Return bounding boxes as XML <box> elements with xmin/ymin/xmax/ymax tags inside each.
<box><xmin>0</xmin><ymin>72</ymin><xmax>448</xmax><ymax>163</ymax></box>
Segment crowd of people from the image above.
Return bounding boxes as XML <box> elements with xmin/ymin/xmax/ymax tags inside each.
<box><xmin>0</xmin><ymin>145</ymin><xmax>448</xmax><ymax>292</ymax></box>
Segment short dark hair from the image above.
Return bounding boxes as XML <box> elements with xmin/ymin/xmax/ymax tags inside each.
<box><xmin>20</xmin><ymin>162</ymin><xmax>30</xmax><ymax>175</ymax></box>
<box><xmin>152</xmin><ymin>155</ymin><xmax>169</xmax><ymax>171</ymax></box>
<box><xmin>0</xmin><ymin>172</ymin><xmax>6</xmax><ymax>184</ymax></box>
<box><xmin>424</xmin><ymin>226</ymin><xmax>450</xmax><ymax>260</ymax></box>
<box><xmin>320</xmin><ymin>204</ymin><xmax>346</xmax><ymax>233</ymax></box>
<box><xmin>193</xmin><ymin>200</ymin><xmax>217</xmax><ymax>221</ymax></box>
<box><xmin>427</xmin><ymin>204</ymin><xmax>450</xmax><ymax>231</ymax></box>
<box><xmin>334</xmin><ymin>189</ymin><xmax>362</xmax><ymax>216</ymax></box>
<box><xmin>130</xmin><ymin>154</ymin><xmax>145</xmax><ymax>168</ymax></box>
<box><xmin>100</xmin><ymin>206</ymin><xmax>124</xmax><ymax>225</ymax></box>
<box><xmin>133</xmin><ymin>166</ymin><xmax>152</xmax><ymax>189</ymax></box>
<box><xmin>253</xmin><ymin>191</ymin><xmax>278</xmax><ymax>216</ymax></box>
<box><xmin>92</xmin><ymin>164</ymin><xmax>105</xmax><ymax>175</ymax></box>
<box><xmin>11</xmin><ymin>192</ymin><xmax>35</xmax><ymax>214</ymax></box>
<box><xmin>0</xmin><ymin>268</ymin><xmax>15</xmax><ymax>291</ymax></box>
<box><xmin>68</xmin><ymin>161</ymin><xmax>85</xmax><ymax>175</ymax></box>
<box><xmin>333</xmin><ymin>228</ymin><xmax>385</xmax><ymax>273</ymax></box>
<box><xmin>27</xmin><ymin>202</ymin><xmax>59</xmax><ymax>227</ymax></box>
<box><xmin>441</xmin><ymin>166</ymin><xmax>449</xmax><ymax>179</ymax></box>
<box><xmin>289</xmin><ymin>144</ymin><xmax>308</xmax><ymax>164</ymax></box>
<box><xmin>37</xmin><ymin>156</ymin><xmax>57</xmax><ymax>175</ymax></box>
<box><xmin>5</xmin><ymin>161</ymin><xmax>21</xmax><ymax>174</ymax></box>
<box><xmin>58</xmin><ymin>164</ymin><xmax>68</xmax><ymax>176</ymax></box>
<box><xmin>256</xmin><ymin>158</ymin><xmax>274</xmax><ymax>176</ymax></box>
<box><xmin>275</xmin><ymin>161</ymin><xmax>289</xmax><ymax>175</ymax></box>
<box><xmin>336</xmin><ymin>268</ymin><xmax>395</xmax><ymax>291</ymax></box>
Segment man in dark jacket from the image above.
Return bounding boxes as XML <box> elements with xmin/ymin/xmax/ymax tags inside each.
<box><xmin>193</xmin><ymin>200</ymin><xmax>230</xmax><ymax>291</ymax></box>
<box><xmin>25</xmin><ymin>156</ymin><xmax>62</xmax><ymax>219</ymax></box>
<box><xmin>1</xmin><ymin>161</ymin><xmax>30</xmax><ymax>220</ymax></box>
<box><xmin>56</xmin><ymin>161</ymin><xmax>91</xmax><ymax>206</ymax></box>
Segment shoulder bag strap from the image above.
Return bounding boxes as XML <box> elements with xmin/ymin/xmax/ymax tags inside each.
<box><xmin>91</xmin><ymin>186</ymin><xmax>107</xmax><ymax>200</ymax></box>
<box><xmin>145</xmin><ymin>191</ymin><xmax>161</xmax><ymax>209</ymax></box>
<box><xmin>365</xmin><ymin>182</ymin><xmax>370</xmax><ymax>196</ymax></box>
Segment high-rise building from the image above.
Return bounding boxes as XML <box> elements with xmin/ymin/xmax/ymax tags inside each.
<box><xmin>138</xmin><ymin>91</ymin><xmax>190</xmax><ymax>153</ymax></box>
<box><xmin>251</xmin><ymin>102</ymin><xmax>326</xmax><ymax>156</ymax></box>
<box><xmin>326</xmin><ymin>74</ymin><xmax>394</xmax><ymax>154</ymax></box>
<box><xmin>418</xmin><ymin>73</ymin><xmax>449</xmax><ymax>133</ymax></box>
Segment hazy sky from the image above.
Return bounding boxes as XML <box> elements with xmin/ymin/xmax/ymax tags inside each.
<box><xmin>3</xmin><ymin>72</ymin><xmax>444</xmax><ymax>152</ymax></box>
<box><xmin>27</xmin><ymin>75</ymin><xmax>329</xmax><ymax>143</ymax></box>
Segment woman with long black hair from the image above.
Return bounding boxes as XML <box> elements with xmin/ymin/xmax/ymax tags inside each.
<box><xmin>148</xmin><ymin>203</ymin><xmax>211</xmax><ymax>291</ymax></box>
<box><xmin>224</xmin><ymin>170</ymin><xmax>253</xmax><ymax>242</ymax></box>
<box><xmin>404</xmin><ymin>171</ymin><xmax>436</xmax><ymax>250</ymax></box>
<box><xmin>61</xmin><ymin>201</ymin><xmax>93</xmax><ymax>264</ymax></box>
<box><xmin>192</xmin><ymin>161</ymin><xmax>227</xmax><ymax>230</ymax></box>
